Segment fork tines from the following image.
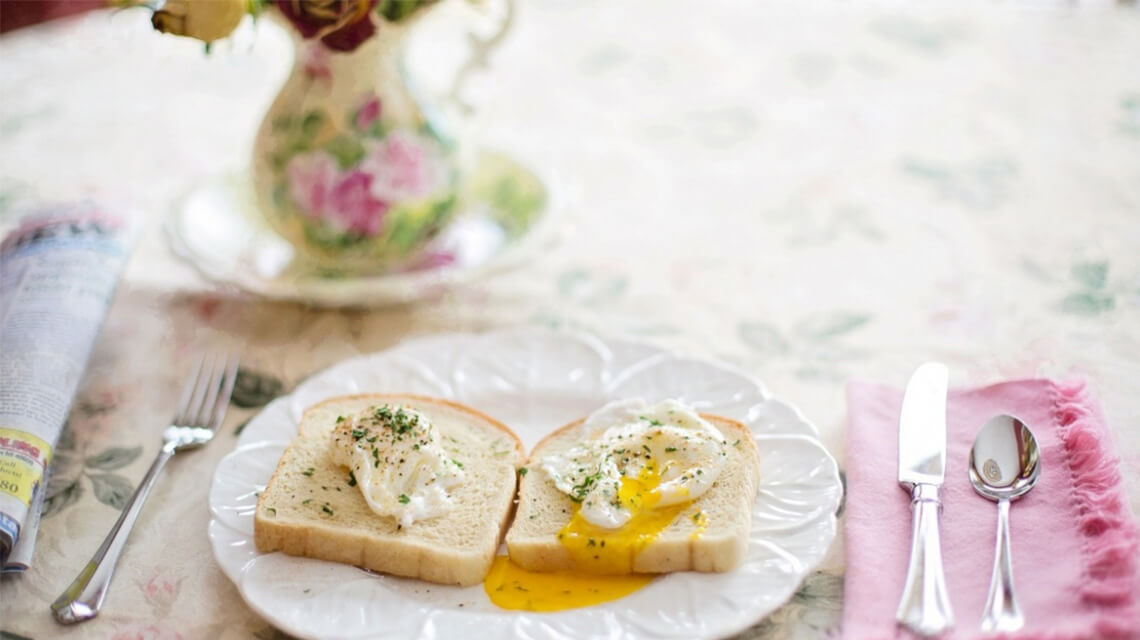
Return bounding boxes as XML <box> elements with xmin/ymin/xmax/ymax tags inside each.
<box><xmin>175</xmin><ymin>351</ymin><xmax>240</xmax><ymax>430</ymax></box>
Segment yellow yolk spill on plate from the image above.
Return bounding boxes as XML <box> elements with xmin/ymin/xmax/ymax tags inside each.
<box><xmin>484</xmin><ymin>464</ymin><xmax>699</xmax><ymax>612</ymax></box>
<box><xmin>483</xmin><ymin>556</ymin><xmax>653</xmax><ymax>612</ymax></box>
<box><xmin>558</xmin><ymin>465</ymin><xmax>690</xmax><ymax>574</ymax></box>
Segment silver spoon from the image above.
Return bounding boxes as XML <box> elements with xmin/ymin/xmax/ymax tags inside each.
<box><xmin>968</xmin><ymin>414</ymin><xmax>1041</xmax><ymax>632</ymax></box>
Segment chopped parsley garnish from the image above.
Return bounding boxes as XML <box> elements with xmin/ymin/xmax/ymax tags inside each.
<box><xmin>665</xmin><ymin>446</ymin><xmax>677</xmax><ymax>452</ymax></box>
<box><xmin>302</xmin><ymin>467</ymin><xmax>314</xmax><ymax>477</ymax></box>
<box><xmin>570</xmin><ymin>471</ymin><xmax>601</xmax><ymax>502</ymax></box>
<box><xmin>321</xmin><ymin>504</ymin><xmax>334</xmax><ymax>516</ymax></box>
<box><xmin>347</xmin><ymin>470</ymin><xmax>357</xmax><ymax>487</ymax></box>
<box><xmin>518</xmin><ymin>467</ymin><xmax>528</xmax><ymax>476</ymax></box>
<box><xmin>302</xmin><ymin>498</ymin><xmax>312</xmax><ymax>504</ymax></box>
<box><xmin>398</xmin><ymin>494</ymin><xmax>410</xmax><ymax>504</ymax></box>
<box><xmin>451</xmin><ymin>459</ymin><xmax>463</xmax><ymax>469</ymax></box>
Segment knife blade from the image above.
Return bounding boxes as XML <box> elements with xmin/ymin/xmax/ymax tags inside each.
<box><xmin>895</xmin><ymin>362</ymin><xmax>954</xmax><ymax>636</ymax></box>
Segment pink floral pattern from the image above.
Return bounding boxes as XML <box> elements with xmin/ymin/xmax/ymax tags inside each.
<box><xmin>300</xmin><ymin>44</ymin><xmax>332</xmax><ymax>82</ymax></box>
<box><xmin>362</xmin><ymin>130</ymin><xmax>448</xmax><ymax>205</ymax></box>
<box><xmin>328</xmin><ymin>170</ymin><xmax>388</xmax><ymax>235</ymax></box>
<box><xmin>354</xmin><ymin>97</ymin><xmax>381</xmax><ymax>131</ymax></box>
<box><xmin>141</xmin><ymin>571</ymin><xmax>183</xmax><ymax>616</ymax></box>
<box><xmin>285</xmin><ymin>129</ymin><xmax>448</xmax><ymax>238</ymax></box>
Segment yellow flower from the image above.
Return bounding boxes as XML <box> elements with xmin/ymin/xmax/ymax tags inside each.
<box><xmin>151</xmin><ymin>0</ymin><xmax>248</xmax><ymax>44</ymax></box>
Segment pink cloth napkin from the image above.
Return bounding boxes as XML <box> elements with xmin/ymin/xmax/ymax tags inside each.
<box><xmin>843</xmin><ymin>379</ymin><xmax>1140</xmax><ymax>640</ymax></box>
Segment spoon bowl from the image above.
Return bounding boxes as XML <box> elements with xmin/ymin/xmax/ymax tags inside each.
<box><xmin>969</xmin><ymin>414</ymin><xmax>1041</xmax><ymax>633</ymax></box>
<box><xmin>969</xmin><ymin>414</ymin><xmax>1041</xmax><ymax>502</ymax></box>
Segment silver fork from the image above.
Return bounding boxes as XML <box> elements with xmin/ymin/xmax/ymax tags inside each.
<box><xmin>51</xmin><ymin>351</ymin><xmax>239</xmax><ymax>624</ymax></box>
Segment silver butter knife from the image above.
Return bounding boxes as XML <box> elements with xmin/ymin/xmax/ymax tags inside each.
<box><xmin>895</xmin><ymin>362</ymin><xmax>954</xmax><ymax>636</ymax></box>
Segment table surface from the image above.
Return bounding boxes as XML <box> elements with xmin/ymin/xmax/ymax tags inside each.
<box><xmin>1</xmin><ymin>1</ymin><xmax>1138</xmax><ymax>638</ymax></box>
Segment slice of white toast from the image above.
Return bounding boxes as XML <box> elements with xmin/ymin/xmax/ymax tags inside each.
<box><xmin>505</xmin><ymin>414</ymin><xmax>760</xmax><ymax>574</ymax></box>
<box><xmin>254</xmin><ymin>393</ymin><xmax>524</xmax><ymax>586</ymax></box>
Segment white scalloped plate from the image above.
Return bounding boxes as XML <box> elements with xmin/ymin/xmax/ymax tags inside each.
<box><xmin>208</xmin><ymin>329</ymin><xmax>842</xmax><ymax>639</ymax></box>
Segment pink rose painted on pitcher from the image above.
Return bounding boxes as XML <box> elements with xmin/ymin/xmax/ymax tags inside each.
<box><xmin>363</xmin><ymin>131</ymin><xmax>449</xmax><ymax>204</ymax></box>
<box><xmin>283</xmin><ymin>128</ymin><xmax>449</xmax><ymax>240</ymax></box>
<box><xmin>251</xmin><ymin>16</ymin><xmax>459</xmax><ymax>273</ymax></box>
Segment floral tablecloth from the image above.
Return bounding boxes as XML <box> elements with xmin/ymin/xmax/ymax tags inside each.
<box><xmin>1</xmin><ymin>1</ymin><xmax>1138</xmax><ymax>638</ymax></box>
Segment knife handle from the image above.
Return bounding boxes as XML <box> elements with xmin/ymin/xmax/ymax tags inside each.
<box><xmin>896</xmin><ymin>483</ymin><xmax>954</xmax><ymax>636</ymax></box>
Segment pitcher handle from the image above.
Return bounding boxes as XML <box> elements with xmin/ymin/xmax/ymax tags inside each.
<box><xmin>446</xmin><ymin>0</ymin><xmax>516</xmax><ymax>115</ymax></box>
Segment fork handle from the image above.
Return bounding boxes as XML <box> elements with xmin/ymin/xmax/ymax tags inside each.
<box><xmin>51</xmin><ymin>442</ymin><xmax>176</xmax><ymax>624</ymax></box>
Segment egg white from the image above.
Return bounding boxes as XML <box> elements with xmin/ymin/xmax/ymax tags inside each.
<box><xmin>542</xmin><ymin>399</ymin><xmax>728</xmax><ymax>528</ymax></box>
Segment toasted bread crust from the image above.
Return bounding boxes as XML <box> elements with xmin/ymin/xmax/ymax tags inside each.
<box><xmin>507</xmin><ymin>412</ymin><xmax>760</xmax><ymax>574</ymax></box>
<box><xmin>299</xmin><ymin>392</ymin><xmax>525</xmax><ymax>460</ymax></box>
<box><xmin>253</xmin><ymin>393</ymin><xmax>523</xmax><ymax>586</ymax></box>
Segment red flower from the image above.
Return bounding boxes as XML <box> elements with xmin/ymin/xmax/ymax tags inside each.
<box><xmin>275</xmin><ymin>0</ymin><xmax>378</xmax><ymax>52</ymax></box>
<box><xmin>328</xmin><ymin>170</ymin><xmax>389</xmax><ymax>235</ymax></box>
<box><xmin>354</xmin><ymin>97</ymin><xmax>381</xmax><ymax>131</ymax></box>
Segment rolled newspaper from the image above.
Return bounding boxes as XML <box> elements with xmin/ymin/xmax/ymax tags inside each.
<box><xmin>0</xmin><ymin>203</ymin><xmax>134</xmax><ymax>572</ymax></box>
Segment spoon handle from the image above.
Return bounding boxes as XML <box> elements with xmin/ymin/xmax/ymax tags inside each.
<box><xmin>982</xmin><ymin>498</ymin><xmax>1024</xmax><ymax>632</ymax></box>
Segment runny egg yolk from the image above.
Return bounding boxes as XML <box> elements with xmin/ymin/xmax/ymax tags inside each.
<box><xmin>484</xmin><ymin>464</ymin><xmax>698</xmax><ymax>612</ymax></box>
<box><xmin>558</xmin><ymin>463</ymin><xmax>690</xmax><ymax>574</ymax></box>
<box><xmin>483</xmin><ymin>556</ymin><xmax>653</xmax><ymax>612</ymax></box>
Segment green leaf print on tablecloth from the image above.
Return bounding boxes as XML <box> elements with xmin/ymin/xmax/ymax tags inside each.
<box><xmin>84</xmin><ymin>446</ymin><xmax>142</xmax><ymax>471</ymax></box>
<box><xmin>44</xmin><ymin>440</ymin><xmax>138</xmax><ymax>515</ymax></box>
<box><xmin>230</xmin><ymin>368</ymin><xmax>286</xmax><ymax>409</ymax></box>
<box><xmin>901</xmin><ymin>156</ymin><xmax>1016</xmax><ymax>211</ymax></box>
<box><xmin>739</xmin><ymin>322</ymin><xmax>791</xmax><ymax>357</ymax></box>
<box><xmin>42</xmin><ymin>477</ymin><xmax>83</xmax><ymax>517</ymax></box>
<box><xmin>1119</xmin><ymin>94</ymin><xmax>1140</xmax><ymax>136</ymax></box>
<box><xmin>1060</xmin><ymin>261</ymin><xmax>1115</xmax><ymax>316</ymax></box>
<box><xmin>869</xmin><ymin>16</ymin><xmax>967</xmax><ymax>54</ymax></box>
<box><xmin>739</xmin><ymin>311</ymin><xmax>872</xmax><ymax>381</ymax></box>
<box><xmin>795</xmin><ymin>313</ymin><xmax>870</xmax><ymax>341</ymax></box>
<box><xmin>557</xmin><ymin>268</ymin><xmax>629</xmax><ymax>306</ymax></box>
<box><xmin>89</xmin><ymin>473</ymin><xmax>134</xmax><ymax>510</ymax></box>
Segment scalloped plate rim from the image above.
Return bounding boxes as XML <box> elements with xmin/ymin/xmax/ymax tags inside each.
<box><xmin>209</xmin><ymin>329</ymin><xmax>842</xmax><ymax>639</ymax></box>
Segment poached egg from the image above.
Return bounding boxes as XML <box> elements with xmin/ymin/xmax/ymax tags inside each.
<box><xmin>329</xmin><ymin>403</ymin><xmax>464</xmax><ymax>528</ymax></box>
<box><xmin>484</xmin><ymin>399</ymin><xmax>730</xmax><ymax>609</ymax></box>
<box><xmin>543</xmin><ymin>399</ymin><xmax>728</xmax><ymax>525</ymax></box>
